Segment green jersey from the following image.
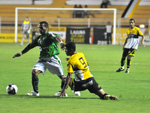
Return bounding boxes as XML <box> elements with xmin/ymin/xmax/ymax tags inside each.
<box><xmin>22</xmin><ymin>32</ymin><xmax>60</xmax><ymax>58</ymax></box>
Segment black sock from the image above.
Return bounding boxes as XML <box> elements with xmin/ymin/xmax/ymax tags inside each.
<box><xmin>127</xmin><ymin>58</ymin><xmax>131</xmax><ymax>68</ymax></box>
<box><xmin>101</xmin><ymin>93</ymin><xmax>108</xmax><ymax>99</ymax></box>
<box><xmin>121</xmin><ymin>57</ymin><xmax>125</xmax><ymax>67</ymax></box>
<box><xmin>32</xmin><ymin>72</ymin><xmax>39</xmax><ymax>93</ymax></box>
<box><xmin>61</xmin><ymin>78</ymin><xmax>66</xmax><ymax>89</ymax></box>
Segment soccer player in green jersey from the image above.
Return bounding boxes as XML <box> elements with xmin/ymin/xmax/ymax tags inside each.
<box><xmin>13</xmin><ymin>21</ymin><xmax>67</xmax><ymax>96</ymax></box>
<box><xmin>116</xmin><ymin>18</ymin><xmax>145</xmax><ymax>73</ymax></box>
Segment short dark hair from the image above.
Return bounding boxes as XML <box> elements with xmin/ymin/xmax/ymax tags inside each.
<box><xmin>39</xmin><ymin>21</ymin><xmax>49</xmax><ymax>28</ymax></box>
<box><xmin>65</xmin><ymin>42</ymin><xmax>76</xmax><ymax>51</ymax></box>
<box><xmin>129</xmin><ymin>18</ymin><xmax>135</xmax><ymax>22</ymax></box>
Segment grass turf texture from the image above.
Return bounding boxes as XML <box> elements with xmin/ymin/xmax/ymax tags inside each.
<box><xmin>0</xmin><ymin>43</ymin><xmax>150</xmax><ymax>113</ymax></box>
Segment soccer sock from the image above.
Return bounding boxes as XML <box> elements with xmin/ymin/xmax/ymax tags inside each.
<box><xmin>32</xmin><ymin>73</ymin><xmax>39</xmax><ymax>93</ymax></box>
<box><xmin>127</xmin><ymin>58</ymin><xmax>131</xmax><ymax>68</ymax></box>
<box><xmin>61</xmin><ymin>77</ymin><xmax>66</xmax><ymax>89</ymax></box>
<box><xmin>101</xmin><ymin>93</ymin><xmax>108</xmax><ymax>99</ymax></box>
<box><xmin>121</xmin><ymin>57</ymin><xmax>126</xmax><ymax>67</ymax></box>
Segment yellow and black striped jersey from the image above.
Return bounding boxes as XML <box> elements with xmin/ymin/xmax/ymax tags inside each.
<box><xmin>67</xmin><ymin>52</ymin><xmax>93</xmax><ymax>81</ymax></box>
<box><xmin>124</xmin><ymin>26</ymin><xmax>143</xmax><ymax>49</ymax></box>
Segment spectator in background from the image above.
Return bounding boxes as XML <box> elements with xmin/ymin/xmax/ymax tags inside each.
<box><xmin>101</xmin><ymin>0</ymin><xmax>110</xmax><ymax>8</ymax></box>
<box><xmin>21</xmin><ymin>17</ymin><xmax>32</xmax><ymax>46</ymax></box>
<box><xmin>72</xmin><ymin>4</ymin><xmax>84</xmax><ymax>18</ymax></box>
<box><xmin>83</xmin><ymin>5</ymin><xmax>89</xmax><ymax>18</ymax></box>
<box><xmin>72</xmin><ymin>4</ymin><xmax>78</xmax><ymax>18</ymax></box>
<box><xmin>106</xmin><ymin>21</ymin><xmax>112</xmax><ymax>44</ymax></box>
<box><xmin>32</xmin><ymin>0</ymin><xmax>35</xmax><ymax>5</ymax></box>
<box><xmin>77</xmin><ymin>4</ymin><xmax>83</xmax><ymax>18</ymax></box>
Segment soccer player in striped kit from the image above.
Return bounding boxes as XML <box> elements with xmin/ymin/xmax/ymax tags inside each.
<box><xmin>116</xmin><ymin>18</ymin><xmax>145</xmax><ymax>73</ymax></box>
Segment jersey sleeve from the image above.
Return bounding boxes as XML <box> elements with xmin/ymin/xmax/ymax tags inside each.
<box><xmin>21</xmin><ymin>36</ymin><xmax>39</xmax><ymax>54</ymax></box>
<box><xmin>55</xmin><ymin>34</ymin><xmax>61</xmax><ymax>38</ymax></box>
<box><xmin>67</xmin><ymin>61</ymin><xmax>74</xmax><ymax>73</ymax></box>
<box><xmin>137</xmin><ymin>28</ymin><xmax>143</xmax><ymax>36</ymax></box>
<box><xmin>48</xmin><ymin>33</ymin><xmax>60</xmax><ymax>42</ymax></box>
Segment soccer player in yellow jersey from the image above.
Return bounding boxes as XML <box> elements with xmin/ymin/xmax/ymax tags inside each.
<box><xmin>60</xmin><ymin>42</ymin><xmax>118</xmax><ymax>100</ymax></box>
<box><xmin>21</xmin><ymin>17</ymin><xmax>32</xmax><ymax>46</ymax></box>
<box><xmin>116</xmin><ymin>18</ymin><xmax>145</xmax><ymax>73</ymax></box>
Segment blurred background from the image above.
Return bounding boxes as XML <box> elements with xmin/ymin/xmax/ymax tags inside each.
<box><xmin>0</xmin><ymin>0</ymin><xmax>150</xmax><ymax>45</ymax></box>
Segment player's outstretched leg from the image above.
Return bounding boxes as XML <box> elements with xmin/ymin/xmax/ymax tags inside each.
<box><xmin>95</xmin><ymin>89</ymin><xmax>118</xmax><ymax>100</ymax></box>
<box><xmin>27</xmin><ymin>69</ymin><xmax>40</xmax><ymax>96</ymax></box>
<box><xmin>104</xmin><ymin>94</ymin><xmax>118</xmax><ymax>100</ymax></box>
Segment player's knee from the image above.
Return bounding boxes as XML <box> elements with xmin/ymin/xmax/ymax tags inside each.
<box><xmin>32</xmin><ymin>69</ymin><xmax>40</xmax><ymax>76</ymax></box>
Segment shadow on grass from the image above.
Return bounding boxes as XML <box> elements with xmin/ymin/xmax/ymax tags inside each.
<box><xmin>0</xmin><ymin>94</ymin><xmax>99</xmax><ymax>100</ymax></box>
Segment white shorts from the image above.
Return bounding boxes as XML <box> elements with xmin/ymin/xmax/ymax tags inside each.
<box><xmin>33</xmin><ymin>55</ymin><xmax>64</xmax><ymax>77</ymax></box>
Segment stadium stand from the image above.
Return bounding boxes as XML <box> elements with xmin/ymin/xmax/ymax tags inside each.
<box><xmin>0</xmin><ymin>0</ymin><xmax>150</xmax><ymax>33</ymax></box>
<box><xmin>0</xmin><ymin>0</ymin><xmax>53</xmax><ymax>5</ymax></box>
<box><xmin>66</xmin><ymin>0</ymin><xmax>150</xmax><ymax>6</ymax></box>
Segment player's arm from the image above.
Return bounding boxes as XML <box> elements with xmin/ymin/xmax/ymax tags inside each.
<box><xmin>13</xmin><ymin>44</ymin><xmax>35</xmax><ymax>58</ymax></box>
<box><xmin>55</xmin><ymin>34</ymin><xmax>65</xmax><ymax>50</ymax></box>
<box><xmin>138</xmin><ymin>28</ymin><xmax>145</xmax><ymax>47</ymax></box>
<box><xmin>60</xmin><ymin>73</ymin><xmax>72</xmax><ymax>97</ymax></box>
<box><xmin>141</xmin><ymin>35</ymin><xmax>145</xmax><ymax>47</ymax></box>
<box><xmin>13</xmin><ymin>37</ymin><xmax>39</xmax><ymax>58</ymax></box>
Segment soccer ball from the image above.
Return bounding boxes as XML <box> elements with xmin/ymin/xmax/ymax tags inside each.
<box><xmin>6</xmin><ymin>84</ymin><xmax>18</xmax><ymax>95</ymax></box>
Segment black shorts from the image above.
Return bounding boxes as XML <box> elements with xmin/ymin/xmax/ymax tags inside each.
<box><xmin>123</xmin><ymin>48</ymin><xmax>136</xmax><ymax>57</ymax></box>
<box><xmin>70</xmin><ymin>77</ymin><xmax>101</xmax><ymax>93</ymax></box>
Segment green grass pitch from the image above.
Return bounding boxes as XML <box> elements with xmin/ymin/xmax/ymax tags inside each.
<box><xmin>0</xmin><ymin>43</ymin><xmax>150</xmax><ymax>113</ymax></box>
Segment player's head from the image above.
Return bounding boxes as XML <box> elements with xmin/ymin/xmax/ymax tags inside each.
<box><xmin>129</xmin><ymin>18</ymin><xmax>135</xmax><ymax>28</ymax></box>
<box><xmin>39</xmin><ymin>21</ymin><xmax>49</xmax><ymax>35</ymax></box>
<box><xmin>25</xmin><ymin>17</ymin><xmax>29</xmax><ymax>21</ymax></box>
<box><xmin>65</xmin><ymin>42</ymin><xmax>76</xmax><ymax>56</ymax></box>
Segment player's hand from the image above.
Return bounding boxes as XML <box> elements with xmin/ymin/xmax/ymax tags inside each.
<box><xmin>13</xmin><ymin>53</ymin><xmax>22</xmax><ymax>58</ymax></box>
<box><xmin>141</xmin><ymin>41</ymin><xmax>145</xmax><ymax>47</ymax></box>
<box><xmin>60</xmin><ymin>43</ymin><xmax>65</xmax><ymax>50</ymax></box>
<box><xmin>60</xmin><ymin>90</ymin><xmax>66</xmax><ymax>97</ymax></box>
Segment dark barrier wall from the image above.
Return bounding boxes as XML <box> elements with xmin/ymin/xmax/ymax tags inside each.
<box><xmin>93</xmin><ymin>28</ymin><xmax>106</xmax><ymax>44</ymax></box>
<box><xmin>66</xmin><ymin>27</ymin><xmax>90</xmax><ymax>44</ymax></box>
